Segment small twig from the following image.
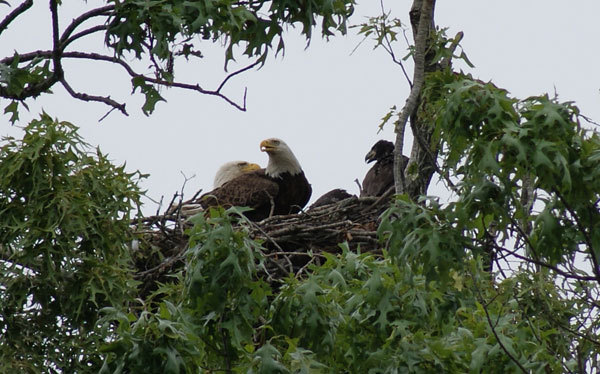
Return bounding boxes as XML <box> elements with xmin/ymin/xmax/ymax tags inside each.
<box><xmin>217</xmin><ymin>59</ymin><xmax>261</xmax><ymax>93</ymax></box>
<box><xmin>61</xmin><ymin>25</ymin><xmax>109</xmax><ymax>50</ymax></box>
<box><xmin>296</xmin><ymin>256</ymin><xmax>317</xmax><ymax>279</ymax></box>
<box><xmin>249</xmin><ymin>220</ymin><xmax>285</xmax><ymax>253</ymax></box>
<box><xmin>354</xmin><ymin>178</ymin><xmax>362</xmax><ymax>195</ymax></box>
<box><xmin>98</xmin><ymin>107</ymin><xmax>119</xmax><ymax>122</ymax></box>
<box><xmin>135</xmin><ymin>248</ymin><xmax>187</xmax><ymax>279</ymax></box>
<box><xmin>368</xmin><ymin>185</ymin><xmax>395</xmax><ymax>210</ymax></box>
<box><xmin>379</xmin><ymin>0</ymin><xmax>412</xmax><ymax>88</ymax></box>
<box><xmin>266</xmin><ymin>257</ymin><xmax>289</xmax><ymax>276</ymax></box>
<box><xmin>474</xmin><ymin>286</ymin><xmax>528</xmax><ymax>373</ymax></box>
<box><xmin>154</xmin><ymin>196</ymin><xmax>164</xmax><ymax>218</ymax></box>
<box><xmin>439</xmin><ymin>31</ymin><xmax>463</xmax><ymax>69</ymax></box>
<box><xmin>266</xmin><ymin>251</ymin><xmax>326</xmax><ymax>258</ymax></box>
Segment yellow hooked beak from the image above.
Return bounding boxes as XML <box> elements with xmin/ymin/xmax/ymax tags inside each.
<box><xmin>260</xmin><ymin>139</ymin><xmax>277</xmax><ymax>153</ymax></box>
<box><xmin>242</xmin><ymin>162</ymin><xmax>261</xmax><ymax>172</ymax></box>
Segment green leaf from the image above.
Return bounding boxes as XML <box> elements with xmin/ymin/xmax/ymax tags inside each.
<box><xmin>131</xmin><ymin>76</ymin><xmax>166</xmax><ymax>115</ymax></box>
<box><xmin>3</xmin><ymin>101</ymin><xmax>19</xmax><ymax>124</ymax></box>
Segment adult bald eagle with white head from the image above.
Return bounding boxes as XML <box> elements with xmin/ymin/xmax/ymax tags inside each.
<box><xmin>199</xmin><ymin>138</ymin><xmax>312</xmax><ymax>221</ymax></box>
<box><xmin>213</xmin><ymin>161</ymin><xmax>261</xmax><ymax>188</ymax></box>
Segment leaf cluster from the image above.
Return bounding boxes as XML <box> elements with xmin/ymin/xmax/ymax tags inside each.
<box><xmin>0</xmin><ymin>115</ymin><xmax>144</xmax><ymax>372</ymax></box>
<box><xmin>107</xmin><ymin>0</ymin><xmax>354</xmax><ymax>65</ymax></box>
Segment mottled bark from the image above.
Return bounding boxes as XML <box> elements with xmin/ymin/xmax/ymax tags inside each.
<box><xmin>394</xmin><ymin>0</ymin><xmax>439</xmax><ymax>199</ymax></box>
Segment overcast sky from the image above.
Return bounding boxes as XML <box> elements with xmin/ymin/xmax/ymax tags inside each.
<box><xmin>3</xmin><ymin>1</ymin><xmax>599</xmax><ymax>215</ymax></box>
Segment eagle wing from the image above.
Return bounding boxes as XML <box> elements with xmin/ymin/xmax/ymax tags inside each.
<box><xmin>199</xmin><ymin>170</ymin><xmax>279</xmax><ymax>217</ymax></box>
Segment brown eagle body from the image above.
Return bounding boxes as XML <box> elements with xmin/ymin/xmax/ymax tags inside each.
<box><xmin>199</xmin><ymin>138</ymin><xmax>311</xmax><ymax>221</ymax></box>
<box><xmin>361</xmin><ymin>140</ymin><xmax>408</xmax><ymax>197</ymax></box>
<box><xmin>310</xmin><ymin>188</ymin><xmax>353</xmax><ymax>209</ymax></box>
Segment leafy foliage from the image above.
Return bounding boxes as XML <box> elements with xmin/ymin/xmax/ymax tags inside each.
<box><xmin>101</xmin><ymin>70</ymin><xmax>600</xmax><ymax>372</ymax></box>
<box><xmin>2</xmin><ymin>3</ymin><xmax>600</xmax><ymax>373</ymax></box>
<box><xmin>0</xmin><ymin>115</ymin><xmax>143</xmax><ymax>372</ymax></box>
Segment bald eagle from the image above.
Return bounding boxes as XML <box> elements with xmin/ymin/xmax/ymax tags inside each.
<box><xmin>213</xmin><ymin>161</ymin><xmax>261</xmax><ymax>188</ymax></box>
<box><xmin>199</xmin><ymin>138</ymin><xmax>312</xmax><ymax>221</ymax></box>
<box><xmin>360</xmin><ymin>140</ymin><xmax>408</xmax><ymax>197</ymax></box>
<box><xmin>169</xmin><ymin>160</ymin><xmax>261</xmax><ymax>216</ymax></box>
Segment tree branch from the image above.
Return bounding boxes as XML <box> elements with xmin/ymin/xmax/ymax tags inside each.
<box><xmin>479</xmin><ymin>291</ymin><xmax>529</xmax><ymax>373</ymax></box>
<box><xmin>58</xmin><ymin>5</ymin><xmax>114</xmax><ymax>47</ymax></box>
<box><xmin>393</xmin><ymin>0</ymin><xmax>434</xmax><ymax>195</ymax></box>
<box><xmin>60</xmin><ymin>77</ymin><xmax>128</xmax><ymax>116</ymax></box>
<box><xmin>491</xmin><ymin>242</ymin><xmax>597</xmax><ymax>282</ymax></box>
<box><xmin>0</xmin><ymin>0</ymin><xmax>33</xmax><ymax>36</ymax></box>
<box><xmin>553</xmin><ymin>189</ymin><xmax>600</xmax><ymax>283</ymax></box>
<box><xmin>50</xmin><ymin>0</ymin><xmax>63</xmax><ymax>80</ymax></box>
<box><xmin>61</xmin><ymin>25</ymin><xmax>109</xmax><ymax>50</ymax></box>
<box><xmin>3</xmin><ymin>48</ymin><xmax>254</xmax><ymax>112</ymax></box>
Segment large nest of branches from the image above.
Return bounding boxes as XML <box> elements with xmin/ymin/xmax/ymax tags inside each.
<box><xmin>132</xmin><ymin>191</ymin><xmax>393</xmax><ymax>296</ymax></box>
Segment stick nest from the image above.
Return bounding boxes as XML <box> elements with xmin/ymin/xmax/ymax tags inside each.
<box><xmin>131</xmin><ymin>192</ymin><xmax>392</xmax><ymax>296</ymax></box>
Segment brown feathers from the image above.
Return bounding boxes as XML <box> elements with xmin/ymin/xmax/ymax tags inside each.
<box><xmin>361</xmin><ymin>140</ymin><xmax>408</xmax><ymax>197</ymax></box>
<box><xmin>199</xmin><ymin>138</ymin><xmax>311</xmax><ymax>221</ymax></box>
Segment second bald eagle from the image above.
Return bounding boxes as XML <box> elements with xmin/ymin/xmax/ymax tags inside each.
<box><xmin>200</xmin><ymin>138</ymin><xmax>312</xmax><ymax>221</ymax></box>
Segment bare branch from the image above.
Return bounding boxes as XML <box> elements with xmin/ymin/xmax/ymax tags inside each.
<box><xmin>58</xmin><ymin>5</ymin><xmax>114</xmax><ymax>47</ymax></box>
<box><xmin>61</xmin><ymin>25</ymin><xmax>109</xmax><ymax>50</ymax></box>
<box><xmin>0</xmin><ymin>0</ymin><xmax>33</xmax><ymax>36</ymax></box>
<box><xmin>60</xmin><ymin>77</ymin><xmax>128</xmax><ymax>116</ymax></box>
<box><xmin>393</xmin><ymin>0</ymin><xmax>434</xmax><ymax>195</ymax></box>
<box><xmin>492</xmin><ymin>242</ymin><xmax>596</xmax><ymax>282</ymax></box>
<box><xmin>216</xmin><ymin>59</ymin><xmax>261</xmax><ymax>93</ymax></box>
<box><xmin>1</xmin><ymin>49</ymin><xmax>53</xmax><ymax>65</ymax></box>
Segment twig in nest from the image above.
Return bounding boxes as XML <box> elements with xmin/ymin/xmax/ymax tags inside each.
<box><xmin>248</xmin><ymin>220</ymin><xmax>285</xmax><ymax>253</ymax></box>
<box><xmin>354</xmin><ymin>178</ymin><xmax>362</xmax><ymax>195</ymax></box>
<box><xmin>296</xmin><ymin>256</ymin><xmax>317</xmax><ymax>279</ymax></box>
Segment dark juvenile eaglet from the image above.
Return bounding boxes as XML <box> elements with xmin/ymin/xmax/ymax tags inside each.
<box><xmin>360</xmin><ymin>140</ymin><xmax>408</xmax><ymax>197</ymax></box>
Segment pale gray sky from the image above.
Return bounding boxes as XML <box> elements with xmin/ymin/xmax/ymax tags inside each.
<box><xmin>2</xmin><ymin>1</ymin><xmax>599</xmax><ymax>214</ymax></box>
